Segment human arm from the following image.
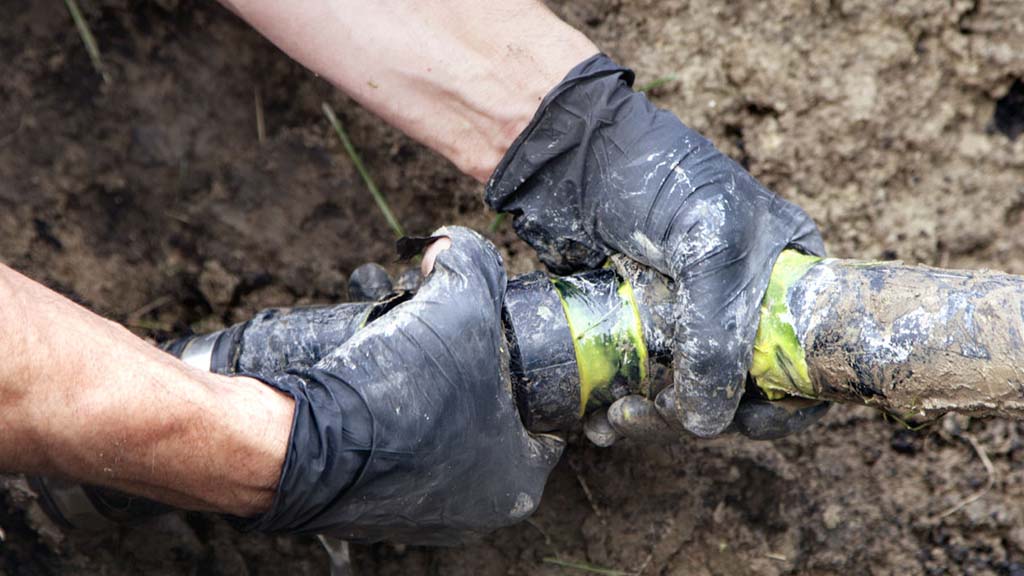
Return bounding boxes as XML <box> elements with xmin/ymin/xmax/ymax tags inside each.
<box><xmin>0</xmin><ymin>263</ymin><xmax>292</xmax><ymax>517</ymax></box>
<box><xmin>219</xmin><ymin>0</ymin><xmax>597</xmax><ymax>181</ymax></box>
<box><xmin>13</xmin><ymin>229</ymin><xmax>562</xmax><ymax>543</ymax></box>
<box><xmin>218</xmin><ymin>2</ymin><xmax>828</xmax><ymax>440</ymax></box>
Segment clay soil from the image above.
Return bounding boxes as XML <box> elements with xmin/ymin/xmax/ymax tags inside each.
<box><xmin>3</xmin><ymin>1</ymin><xmax>1024</xmax><ymax>575</ymax></box>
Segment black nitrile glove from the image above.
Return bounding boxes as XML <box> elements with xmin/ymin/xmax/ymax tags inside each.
<box><xmin>166</xmin><ymin>262</ymin><xmax>399</xmax><ymax>377</ymax></box>
<box><xmin>239</xmin><ymin>227</ymin><xmax>564</xmax><ymax>544</ymax></box>
<box><xmin>486</xmin><ymin>54</ymin><xmax>829</xmax><ymax>439</ymax></box>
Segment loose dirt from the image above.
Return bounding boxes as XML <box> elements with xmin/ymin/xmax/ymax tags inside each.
<box><xmin>2</xmin><ymin>1</ymin><xmax>1023</xmax><ymax>574</ymax></box>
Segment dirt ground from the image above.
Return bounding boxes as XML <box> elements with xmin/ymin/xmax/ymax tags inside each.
<box><xmin>2</xmin><ymin>1</ymin><xmax>1024</xmax><ymax>574</ymax></box>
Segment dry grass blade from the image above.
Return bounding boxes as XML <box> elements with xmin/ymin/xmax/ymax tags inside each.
<box><xmin>126</xmin><ymin>295</ymin><xmax>172</xmax><ymax>324</ymax></box>
<box><xmin>64</xmin><ymin>0</ymin><xmax>110</xmax><ymax>84</ymax></box>
<box><xmin>322</xmin><ymin>102</ymin><xmax>405</xmax><ymax>238</ymax></box>
<box><xmin>936</xmin><ymin>433</ymin><xmax>996</xmax><ymax>520</ymax></box>
<box><xmin>568</xmin><ymin>457</ymin><xmax>603</xmax><ymax>518</ymax></box>
<box><xmin>254</xmin><ymin>89</ymin><xmax>266</xmax><ymax>144</ymax></box>
<box><xmin>542</xmin><ymin>557</ymin><xmax>632</xmax><ymax>576</ymax></box>
<box><xmin>525</xmin><ymin>518</ymin><xmax>553</xmax><ymax>547</ymax></box>
<box><xmin>317</xmin><ymin>536</ymin><xmax>353</xmax><ymax>576</ymax></box>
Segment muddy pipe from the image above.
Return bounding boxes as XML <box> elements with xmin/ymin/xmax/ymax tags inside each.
<box><xmin>754</xmin><ymin>253</ymin><xmax>1024</xmax><ymax>421</ymax></box>
<box><xmin>34</xmin><ymin>252</ymin><xmax>1024</xmax><ymax>531</ymax></box>
<box><xmin>166</xmin><ymin>252</ymin><xmax>1024</xmax><ymax>430</ymax></box>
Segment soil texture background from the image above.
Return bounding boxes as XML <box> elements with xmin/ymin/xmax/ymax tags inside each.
<box><xmin>2</xmin><ymin>1</ymin><xmax>1024</xmax><ymax>575</ymax></box>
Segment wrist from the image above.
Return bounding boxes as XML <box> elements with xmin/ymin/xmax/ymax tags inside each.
<box><xmin>438</xmin><ymin>35</ymin><xmax>599</xmax><ymax>182</ymax></box>
<box><xmin>228</xmin><ymin>0</ymin><xmax>598</xmax><ymax>183</ymax></box>
<box><xmin>198</xmin><ymin>374</ymin><xmax>294</xmax><ymax>516</ymax></box>
<box><xmin>341</xmin><ymin>15</ymin><xmax>598</xmax><ymax>183</ymax></box>
<box><xmin>52</xmin><ymin>356</ymin><xmax>292</xmax><ymax>516</ymax></box>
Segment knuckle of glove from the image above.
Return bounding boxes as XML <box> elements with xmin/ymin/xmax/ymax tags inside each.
<box><xmin>511</xmin><ymin>211</ymin><xmax>608</xmax><ymax>275</ymax></box>
<box><xmin>422</xmin><ymin>226</ymin><xmax>507</xmax><ymax>309</ymax></box>
<box><xmin>734</xmin><ymin>398</ymin><xmax>832</xmax><ymax>440</ymax></box>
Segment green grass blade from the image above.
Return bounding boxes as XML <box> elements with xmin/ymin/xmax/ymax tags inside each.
<box><xmin>64</xmin><ymin>0</ymin><xmax>109</xmax><ymax>84</ymax></box>
<box><xmin>322</xmin><ymin>102</ymin><xmax>405</xmax><ymax>238</ymax></box>
<box><xmin>637</xmin><ymin>74</ymin><xmax>677</xmax><ymax>93</ymax></box>
<box><xmin>488</xmin><ymin>212</ymin><xmax>507</xmax><ymax>234</ymax></box>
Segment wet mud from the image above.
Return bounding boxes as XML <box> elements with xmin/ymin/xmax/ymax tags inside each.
<box><xmin>2</xmin><ymin>1</ymin><xmax>1024</xmax><ymax>574</ymax></box>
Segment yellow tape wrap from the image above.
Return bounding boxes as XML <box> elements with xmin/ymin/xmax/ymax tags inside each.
<box><xmin>750</xmin><ymin>250</ymin><xmax>821</xmax><ymax>399</ymax></box>
<box><xmin>551</xmin><ymin>273</ymin><xmax>648</xmax><ymax>415</ymax></box>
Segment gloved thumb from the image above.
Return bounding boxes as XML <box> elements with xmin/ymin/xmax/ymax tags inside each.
<box><xmin>415</xmin><ymin>226</ymin><xmax>507</xmax><ymax>317</ymax></box>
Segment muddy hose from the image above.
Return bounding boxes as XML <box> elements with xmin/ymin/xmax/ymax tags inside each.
<box><xmin>753</xmin><ymin>252</ymin><xmax>1024</xmax><ymax>420</ymax></box>
<box><xmin>36</xmin><ymin>252</ymin><xmax>1024</xmax><ymax>531</ymax></box>
<box><xmin>166</xmin><ymin>251</ymin><xmax>1024</xmax><ymax>431</ymax></box>
<box><xmin>164</xmin><ymin>259</ymin><xmax>674</xmax><ymax>432</ymax></box>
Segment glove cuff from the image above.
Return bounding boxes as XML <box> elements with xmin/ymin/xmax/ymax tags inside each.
<box><xmin>229</xmin><ymin>370</ymin><xmax>374</xmax><ymax>535</ymax></box>
<box><xmin>484</xmin><ymin>53</ymin><xmax>634</xmax><ymax>274</ymax></box>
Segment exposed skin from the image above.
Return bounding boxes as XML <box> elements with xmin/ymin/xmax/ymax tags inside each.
<box><xmin>0</xmin><ymin>263</ymin><xmax>291</xmax><ymax>516</ymax></box>
<box><xmin>0</xmin><ymin>240</ymin><xmax>453</xmax><ymax>517</ymax></box>
<box><xmin>220</xmin><ymin>0</ymin><xmax>597</xmax><ymax>181</ymax></box>
<box><xmin>0</xmin><ymin>2</ymin><xmax>592</xmax><ymax>517</ymax></box>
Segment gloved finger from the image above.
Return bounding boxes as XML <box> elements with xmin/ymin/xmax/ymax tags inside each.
<box><xmin>671</xmin><ymin>297</ymin><xmax>748</xmax><ymax>439</ymax></box>
<box><xmin>583</xmin><ymin>408</ymin><xmax>620</xmax><ymax>447</ymax></box>
<box><xmin>602</xmin><ymin>393</ymin><xmax>690</xmax><ymax>443</ymax></box>
<box><xmin>497</xmin><ymin>431</ymin><xmax>565</xmax><ymax>525</ymax></box>
<box><xmin>733</xmin><ymin>397</ymin><xmax>831</xmax><ymax>440</ymax></box>
<box><xmin>348</xmin><ymin>263</ymin><xmax>394</xmax><ymax>301</ymax></box>
<box><xmin>412</xmin><ymin>226</ymin><xmax>506</xmax><ymax>315</ymax></box>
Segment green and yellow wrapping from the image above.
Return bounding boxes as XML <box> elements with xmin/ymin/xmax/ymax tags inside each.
<box><xmin>550</xmin><ymin>272</ymin><xmax>649</xmax><ymax>414</ymax></box>
<box><xmin>750</xmin><ymin>250</ymin><xmax>822</xmax><ymax>400</ymax></box>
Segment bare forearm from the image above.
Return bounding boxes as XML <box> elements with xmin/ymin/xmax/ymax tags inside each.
<box><xmin>222</xmin><ymin>0</ymin><xmax>597</xmax><ymax>181</ymax></box>
<box><xmin>0</xmin><ymin>264</ymin><xmax>292</xmax><ymax>517</ymax></box>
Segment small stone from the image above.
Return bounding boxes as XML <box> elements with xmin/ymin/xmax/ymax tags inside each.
<box><xmin>890</xmin><ymin>430</ymin><xmax>919</xmax><ymax>454</ymax></box>
<box><xmin>198</xmin><ymin>260</ymin><xmax>240</xmax><ymax>310</ymax></box>
<box><xmin>823</xmin><ymin>504</ymin><xmax>843</xmax><ymax>530</ymax></box>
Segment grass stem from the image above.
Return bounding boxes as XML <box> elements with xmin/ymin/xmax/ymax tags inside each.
<box><xmin>254</xmin><ymin>89</ymin><xmax>266</xmax><ymax>144</ymax></box>
<box><xmin>322</xmin><ymin>102</ymin><xmax>405</xmax><ymax>237</ymax></box>
<box><xmin>488</xmin><ymin>212</ymin><xmax>507</xmax><ymax>234</ymax></box>
<box><xmin>542</xmin><ymin>557</ymin><xmax>632</xmax><ymax>576</ymax></box>
<box><xmin>637</xmin><ymin>75</ymin><xmax>677</xmax><ymax>94</ymax></box>
<box><xmin>64</xmin><ymin>0</ymin><xmax>110</xmax><ymax>84</ymax></box>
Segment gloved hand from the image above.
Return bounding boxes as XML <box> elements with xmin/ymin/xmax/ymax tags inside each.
<box><xmin>236</xmin><ymin>226</ymin><xmax>564</xmax><ymax>544</ymax></box>
<box><xmin>486</xmin><ymin>54</ymin><xmax>829</xmax><ymax>440</ymax></box>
